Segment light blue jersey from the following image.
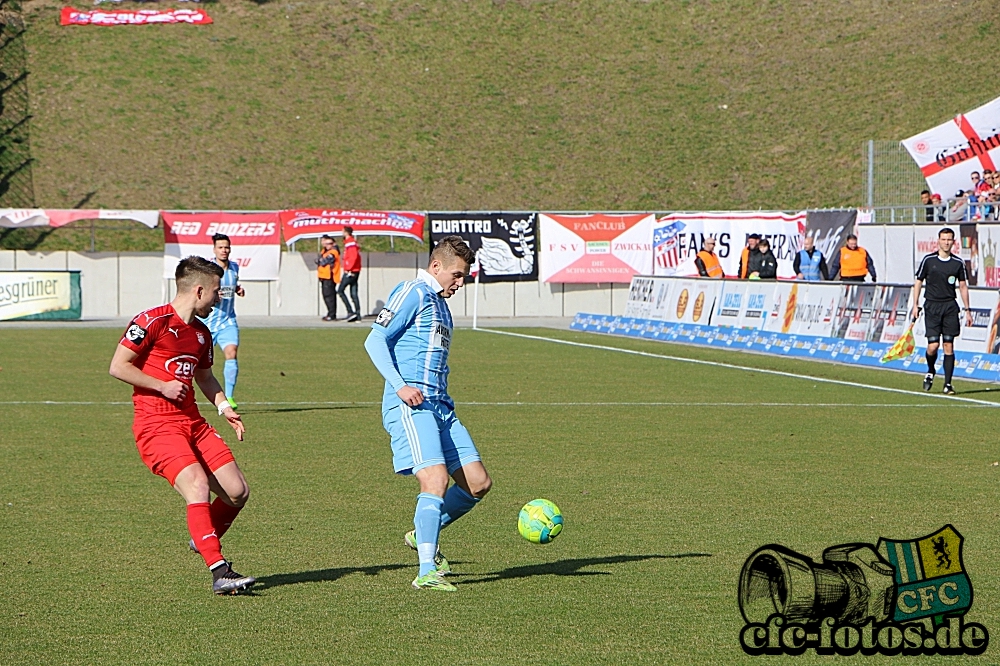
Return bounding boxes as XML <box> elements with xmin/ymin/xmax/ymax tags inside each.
<box><xmin>367</xmin><ymin>269</ymin><xmax>454</xmax><ymax>413</ymax></box>
<box><xmin>199</xmin><ymin>260</ymin><xmax>239</xmax><ymax>333</ymax></box>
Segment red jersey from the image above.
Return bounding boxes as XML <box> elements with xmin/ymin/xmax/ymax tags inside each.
<box><xmin>119</xmin><ymin>304</ymin><xmax>213</xmax><ymax>415</ymax></box>
<box><xmin>342</xmin><ymin>238</ymin><xmax>362</xmax><ymax>273</ymax></box>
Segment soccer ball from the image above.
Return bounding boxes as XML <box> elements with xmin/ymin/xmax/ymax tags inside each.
<box><xmin>518</xmin><ymin>499</ymin><xmax>563</xmax><ymax>544</ymax></box>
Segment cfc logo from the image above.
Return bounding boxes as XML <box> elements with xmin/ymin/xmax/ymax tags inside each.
<box><xmin>165</xmin><ymin>354</ymin><xmax>199</xmax><ymax>380</ymax></box>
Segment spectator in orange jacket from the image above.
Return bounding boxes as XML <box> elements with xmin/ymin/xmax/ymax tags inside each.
<box><xmin>338</xmin><ymin>226</ymin><xmax>363</xmax><ymax>322</ymax></box>
<box><xmin>316</xmin><ymin>235</ymin><xmax>342</xmax><ymax>321</ymax></box>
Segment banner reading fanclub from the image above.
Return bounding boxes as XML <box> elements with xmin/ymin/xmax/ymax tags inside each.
<box><xmin>280</xmin><ymin>210</ymin><xmax>424</xmax><ymax>246</ymax></box>
<box><xmin>163</xmin><ymin>212</ymin><xmax>280</xmax><ymax>280</ymax></box>
<box><xmin>539</xmin><ymin>213</ymin><xmax>654</xmax><ymax>283</ymax></box>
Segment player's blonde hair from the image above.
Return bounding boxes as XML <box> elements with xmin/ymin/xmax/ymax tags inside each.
<box><xmin>430</xmin><ymin>236</ymin><xmax>476</xmax><ymax>267</ymax></box>
<box><xmin>175</xmin><ymin>256</ymin><xmax>224</xmax><ymax>291</ymax></box>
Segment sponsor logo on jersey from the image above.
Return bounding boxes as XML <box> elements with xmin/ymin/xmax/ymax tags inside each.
<box><xmin>165</xmin><ymin>354</ymin><xmax>199</xmax><ymax>380</ymax></box>
<box><xmin>375</xmin><ymin>308</ymin><xmax>394</xmax><ymax>326</ymax></box>
<box><xmin>125</xmin><ymin>324</ymin><xmax>147</xmax><ymax>343</ymax></box>
<box><xmin>196</xmin><ymin>332</ymin><xmax>205</xmax><ymax>345</ymax></box>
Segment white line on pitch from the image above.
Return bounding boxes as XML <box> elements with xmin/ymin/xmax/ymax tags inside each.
<box><xmin>0</xmin><ymin>400</ymin><xmax>990</xmax><ymax>408</ymax></box>
<box><xmin>476</xmin><ymin>328</ymin><xmax>1000</xmax><ymax>408</ymax></box>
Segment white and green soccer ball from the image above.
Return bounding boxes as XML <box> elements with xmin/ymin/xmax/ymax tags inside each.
<box><xmin>518</xmin><ymin>499</ymin><xmax>563</xmax><ymax>544</ymax></box>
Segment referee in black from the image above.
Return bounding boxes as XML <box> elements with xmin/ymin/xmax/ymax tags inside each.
<box><xmin>911</xmin><ymin>227</ymin><xmax>973</xmax><ymax>395</ymax></box>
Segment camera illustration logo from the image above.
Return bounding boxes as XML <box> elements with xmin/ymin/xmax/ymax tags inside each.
<box><xmin>738</xmin><ymin>525</ymin><xmax>988</xmax><ymax>656</ymax></box>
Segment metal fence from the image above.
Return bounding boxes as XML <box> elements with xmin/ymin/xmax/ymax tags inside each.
<box><xmin>861</xmin><ymin>139</ymin><xmax>927</xmax><ymax>220</ymax></box>
<box><xmin>0</xmin><ymin>0</ymin><xmax>33</xmax><ymax>208</ymax></box>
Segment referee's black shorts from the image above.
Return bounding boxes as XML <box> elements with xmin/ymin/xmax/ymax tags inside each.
<box><xmin>924</xmin><ymin>300</ymin><xmax>960</xmax><ymax>342</ymax></box>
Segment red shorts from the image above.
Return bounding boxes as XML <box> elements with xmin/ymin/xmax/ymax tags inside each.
<box><xmin>132</xmin><ymin>410</ymin><xmax>235</xmax><ymax>486</ymax></box>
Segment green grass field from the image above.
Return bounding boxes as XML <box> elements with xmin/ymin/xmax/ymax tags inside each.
<box><xmin>11</xmin><ymin>0</ymin><xmax>1000</xmax><ymax>251</ymax></box>
<box><xmin>3</xmin><ymin>325</ymin><xmax>1000</xmax><ymax>664</ymax></box>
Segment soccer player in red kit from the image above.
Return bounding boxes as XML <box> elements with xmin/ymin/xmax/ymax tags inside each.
<box><xmin>109</xmin><ymin>256</ymin><xmax>256</xmax><ymax>595</ymax></box>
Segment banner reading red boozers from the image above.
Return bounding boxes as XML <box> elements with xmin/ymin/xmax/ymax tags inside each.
<box><xmin>162</xmin><ymin>212</ymin><xmax>280</xmax><ymax>280</ymax></box>
<box><xmin>539</xmin><ymin>213</ymin><xmax>654</xmax><ymax>283</ymax></box>
<box><xmin>280</xmin><ymin>209</ymin><xmax>425</xmax><ymax>246</ymax></box>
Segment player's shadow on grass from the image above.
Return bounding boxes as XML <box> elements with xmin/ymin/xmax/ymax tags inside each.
<box><xmin>456</xmin><ymin>553</ymin><xmax>710</xmax><ymax>585</ymax></box>
<box><xmin>255</xmin><ymin>563</ymin><xmax>410</xmax><ymax>589</ymax></box>
<box><xmin>240</xmin><ymin>405</ymin><xmax>372</xmax><ymax>415</ymax></box>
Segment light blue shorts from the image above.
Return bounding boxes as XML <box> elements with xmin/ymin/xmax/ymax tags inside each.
<box><xmin>212</xmin><ymin>324</ymin><xmax>239</xmax><ymax>350</ymax></box>
<box><xmin>382</xmin><ymin>401</ymin><xmax>481</xmax><ymax>476</ymax></box>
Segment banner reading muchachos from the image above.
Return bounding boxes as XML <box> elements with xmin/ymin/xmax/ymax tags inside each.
<box><xmin>0</xmin><ymin>271</ymin><xmax>80</xmax><ymax>321</ymax></box>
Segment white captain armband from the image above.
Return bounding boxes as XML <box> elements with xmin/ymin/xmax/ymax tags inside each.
<box><xmin>375</xmin><ymin>308</ymin><xmax>394</xmax><ymax>327</ymax></box>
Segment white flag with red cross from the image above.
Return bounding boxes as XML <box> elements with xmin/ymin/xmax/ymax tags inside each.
<box><xmin>901</xmin><ymin>96</ymin><xmax>1000</xmax><ymax>199</ymax></box>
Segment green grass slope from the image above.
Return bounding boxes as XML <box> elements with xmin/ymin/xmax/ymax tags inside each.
<box><xmin>3</xmin><ymin>327</ymin><xmax>1000</xmax><ymax>663</ymax></box>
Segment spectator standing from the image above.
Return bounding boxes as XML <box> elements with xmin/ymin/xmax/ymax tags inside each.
<box><xmin>931</xmin><ymin>193</ymin><xmax>945</xmax><ymax>222</ymax></box>
<box><xmin>921</xmin><ymin>190</ymin><xmax>935</xmax><ymax>222</ymax></box>
<box><xmin>748</xmin><ymin>239</ymin><xmax>778</xmax><ymax>279</ymax></box>
<box><xmin>338</xmin><ymin>226</ymin><xmax>363</xmax><ymax>322</ymax></box>
<box><xmin>694</xmin><ymin>237</ymin><xmax>725</xmax><ymax>278</ymax></box>
<box><xmin>830</xmin><ymin>234</ymin><xmax>876</xmax><ymax>282</ymax></box>
<box><xmin>949</xmin><ymin>190</ymin><xmax>969</xmax><ymax>223</ymax></box>
<box><xmin>738</xmin><ymin>234</ymin><xmax>761</xmax><ymax>279</ymax></box>
<box><xmin>316</xmin><ymin>235</ymin><xmax>342</xmax><ymax>321</ymax></box>
<box><xmin>794</xmin><ymin>236</ymin><xmax>829</xmax><ymax>281</ymax></box>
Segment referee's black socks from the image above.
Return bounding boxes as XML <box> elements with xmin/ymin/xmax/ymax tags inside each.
<box><xmin>944</xmin><ymin>354</ymin><xmax>955</xmax><ymax>385</ymax></box>
<box><xmin>926</xmin><ymin>350</ymin><xmax>938</xmax><ymax>375</ymax></box>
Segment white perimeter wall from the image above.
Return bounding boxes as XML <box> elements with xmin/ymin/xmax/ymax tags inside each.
<box><xmin>0</xmin><ymin>251</ymin><xmax>627</xmax><ymax>319</ymax></box>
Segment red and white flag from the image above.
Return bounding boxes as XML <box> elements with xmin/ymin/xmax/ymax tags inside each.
<box><xmin>61</xmin><ymin>7</ymin><xmax>213</xmax><ymax>26</ymax></box>
<box><xmin>902</xmin><ymin>95</ymin><xmax>1000</xmax><ymax>199</ymax></box>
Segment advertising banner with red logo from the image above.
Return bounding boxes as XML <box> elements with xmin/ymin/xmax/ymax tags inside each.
<box><xmin>902</xmin><ymin>95</ymin><xmax>1000</xmax><ymax>199</ymax></box>
<box><xmin>61</xmin><ymin>7</ymin><xmax>213</xmax><ymax>25</ymax></box>
<box><xmin>162</xmin><ymin>212</ymin><xmax>280</xmax><ymax>280</ymax></box>
<box><xmin>539</xmin><ymin>213</ymin><xmax>653</xmax><ymax>283</ymax></box>
<box><xmin>652</xmin><ymin>211</ymin><xmax>805</xmax><ymax>279</ymax></box>
<box><xmin>280</xmin><ymin>209</ymin><xmax>424</xmax><ymax>246</ymax></box>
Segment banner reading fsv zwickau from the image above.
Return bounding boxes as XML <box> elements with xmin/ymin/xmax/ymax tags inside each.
<box><xmin>428</xmin><ymin>213</ymin><xmax>537</xmax><ymax>282</ymax></box>
<box><xmin>540</xmin><ymin>213</ymin><xmax>653</xmax><ymax>283</ymax></box>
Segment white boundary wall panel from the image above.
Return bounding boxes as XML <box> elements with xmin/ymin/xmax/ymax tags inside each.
<box><xmin>0</xmin><ymin>250</ymin><xmax>14</xmax><ymax>270</ymax></box>
<box><xmin>15</xmin><ymin>251</ymin><xmax>68</xmax><ymax>270</ymax></box>
<box><xmin>118</xmin><ymin>254</ymin><xmax>166</xmax><ymax>316</ymax></box>
<box><xmin>272</xmin><ymin>252</ymin><xmax>318</xmax><ymax>316</ymax></box>
<box><xmin>68</xmin><ymin>252</ymin><xmax>118</xmax><ymax>318</ymax></box>
<box><xmin>513</xmin><ymin>280</ymin><xmax>562</xmax><ymax>317</ymax></box>
<box><xmin>564</xmin><ymin>283</ymin><xmax>613</xmax><ymax>316</ymax></box>
<box><xmin>237</xmin><ymin>281</ymin><xmax>271</xmax><ymax>316</ymax></box>
<box><xmin>366</xmin><ymin>252</ymin><xmax>419</xmax><ymax>315</ymax></box>
<box><xmin>883</xmin><ymin>226</ymin><xmax>916</xmax><ymax>285</ymax></box>
<box><xmin>855</xmin><ymin>226</ymin><xmax>886</xmax><ymax>282</ymax></box>
<box><xmin>475</xmin><ymin>282</ymin><xmax>515</xmax><ymax>318</ymax></box>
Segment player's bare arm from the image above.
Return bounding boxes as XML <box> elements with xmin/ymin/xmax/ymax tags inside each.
<box><xmin>960</xmin><ymin>281</ymin><xmax>973</xmax><ymax>327</ymax></box>
<box><xmin>195</xmin><ymin>367</ymin><xmax>245</xmax><ymax>441</ymax></box>
<box><xmin>109</xmin><ymin>344</ymin><xmax>189</xmax><ymax>401</ymax></box>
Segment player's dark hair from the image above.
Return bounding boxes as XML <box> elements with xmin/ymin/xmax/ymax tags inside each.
<box><xmin>846</xmin><ymin>234</ymin><xmax>858</xmax><ymax>241</ymax></box>
<box><xmin>430</xmin><ymin>235</ymin><xmax>476</xmax><ymax>267</ymax></box>
<box><xmin>175</xmin><ymin>255</ymin><xmax>224</xmax><ymax>291</ymax></box>
<box><xmin>938</xmin><ymin>227</ymin><xmax>956</xmax><ymax>238</ymax></box>
<box><xmin>343</xmin><ymin>226</ymin><xmax>354</xmax><ymax>236</ymax></box>
<box><xmin>212</xmin><ymin>233</ymin><xmax>231</xmax><ymax>245</ymax></box>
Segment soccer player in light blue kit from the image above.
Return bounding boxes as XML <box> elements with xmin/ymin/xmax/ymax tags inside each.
<box><xmin>198</xmin><ymin>234</ymin><xmax>244</xmax><ymax>409</ymax></box>
<box><xmin>364</xmin><ymin>236</ymin><xmax>492</xmax><ymax>592</ymax></box>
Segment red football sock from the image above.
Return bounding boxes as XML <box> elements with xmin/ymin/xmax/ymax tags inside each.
<box><xmin>210</xmin><ymin>497</ymin><xmax>242</xmax><ymax>539</ymax></box>
<box><xmin>187</xmin><ymin>502</ymin><xmax>224</xmax><ymax>569</ymax></box>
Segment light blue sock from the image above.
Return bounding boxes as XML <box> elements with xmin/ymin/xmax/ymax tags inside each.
<box><xmin>440</xmin><ymin>484</ymin><xmax>480</xmax><ymax>530</ymax></box>
<box><xmin>414</xmin><ymin>492</ymin><xmax>444</xmax><ymax>577</ymax></box>
<box><xmin>223</xmin><ymin>359</ymin><xmax>238</xmax><ymax>398</ymax></box>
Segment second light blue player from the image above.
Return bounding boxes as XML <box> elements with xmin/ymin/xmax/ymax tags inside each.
<box><xmin>199</xmin><ymin>233</ymin><xmax>244</xmax><ymax>409</ymax></box>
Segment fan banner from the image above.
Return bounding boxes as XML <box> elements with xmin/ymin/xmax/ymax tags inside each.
<box><xmin>0</xmin><ymin>209</ymin><xmax>158</xmax><ymax>229</ymax></box>
<box><xmin>280</xmin><ymin>209</ymin><xmax>424</xmax><ymax>246</ymax></box>
<box><xmin>162</xmin><ymin>211</ymin><xmax>280</xmax><ymax>280</ymax></box>
<box><xmin>652</xmin><ymin>211</ymin><xmax>806</xmax><ymax>279</ymax></box>
<box><xmin>902</xmin><ymin>95</ymin><xmax>1000</xmax><ymax>199</ymax></box>
<box><xmin>428</xmin><ymin>213</ymin><xmax>537</xmax><ymax>283</ymax></box>
<box><xmin>60</xmin><ymin>7</ymin><xmax>213</xmax><ymax>25</ymax></box>
<box><xmin>539</xmin><ymin>213</ymin><xmax>653</xmax><ymax>283</ymax></box>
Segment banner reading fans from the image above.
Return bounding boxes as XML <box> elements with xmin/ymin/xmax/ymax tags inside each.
<box><xmin>280</xmin><ymin>210</ymin><xmax>424</xmax><ymax>246</ymax></box>
<box><xmin>60</xmin><ymin>7</ymin><xmax>213</xmax><ymax>25</ymax></box>
<box><xmin>428</xmin><ymin>213</ymin><xmax>537</xmax><ymax>282</ymax></box>
<box><xmin>539</xmin><ymin>213</ymin><xmax>653</xmax><ymax>283</ymax></box>
<box><xmin>902</xmin><ymin>95</ymin><xmax>1000</xmax><ymax>199</ymax></box>
<box><xmin>162</xmin><ymin>212</ymin><xmax>280</xmax><ymax>280</ymax></box>
<box><xmin>651</xmin><ymin>211</ymin><xmax>805</xmax><ymax>279</ymax></box>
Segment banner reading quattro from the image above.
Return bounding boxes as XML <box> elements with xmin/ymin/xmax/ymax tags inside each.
<box><xmin>428</xmin><ymin>213</ymin><xmax>537</xmax><ymax>283</ymax></box>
